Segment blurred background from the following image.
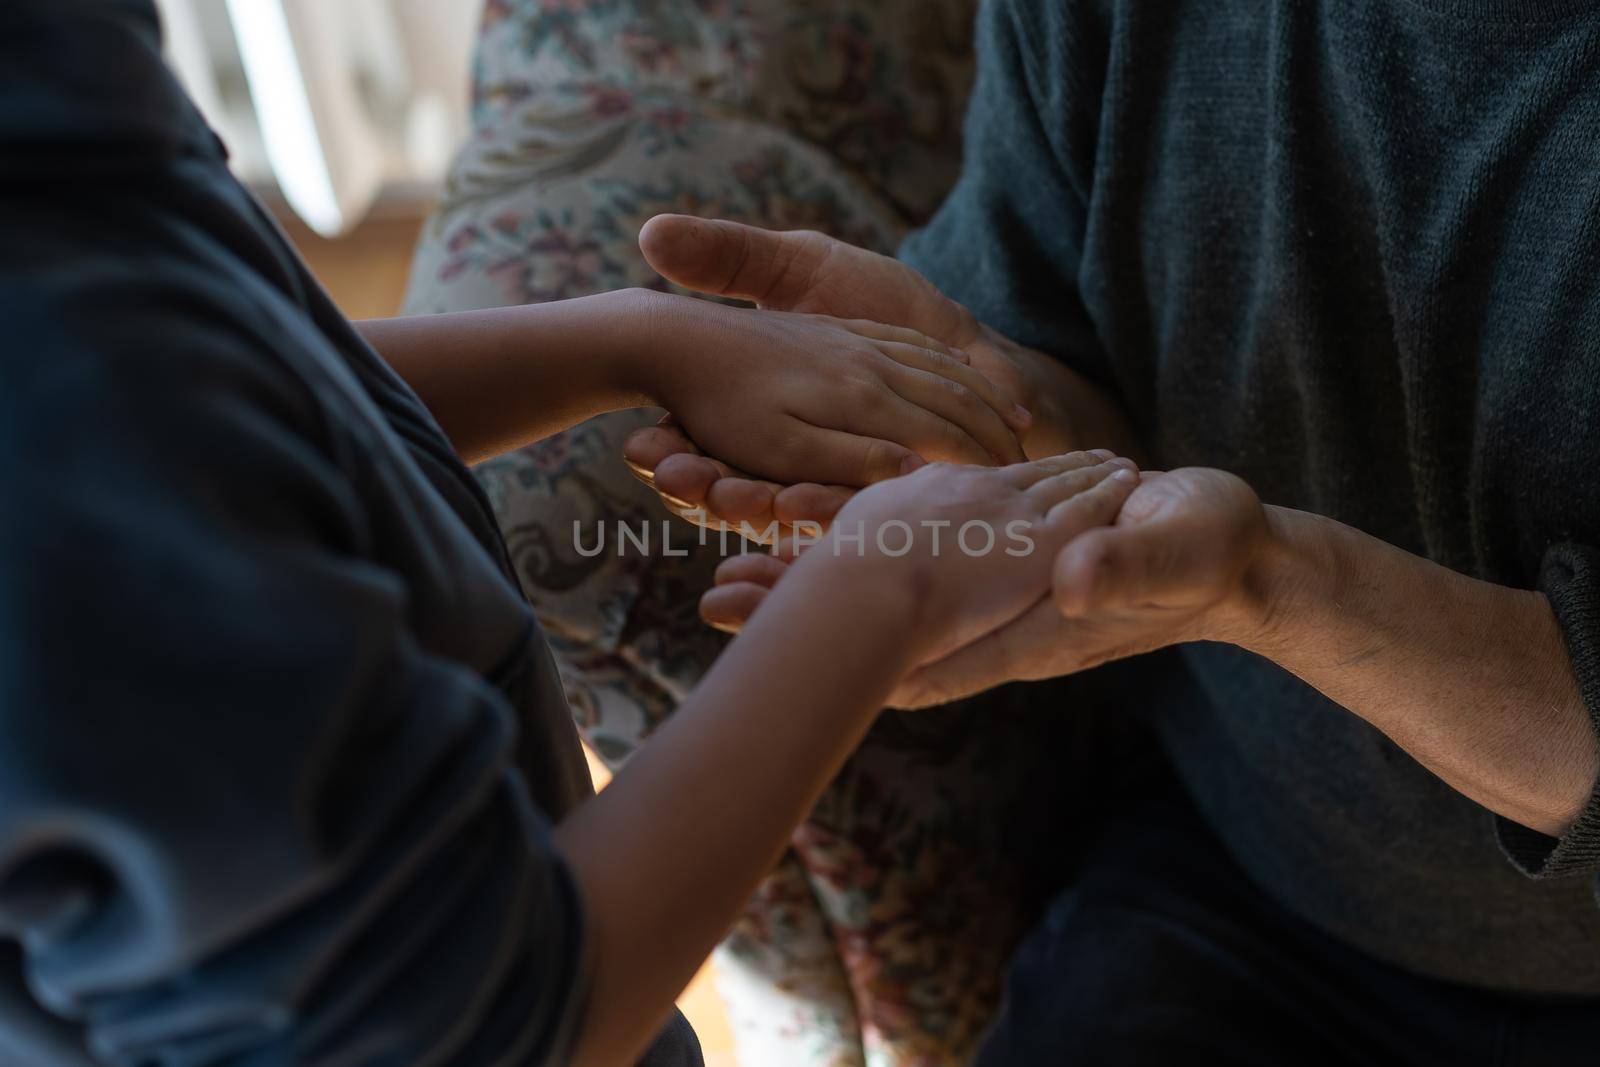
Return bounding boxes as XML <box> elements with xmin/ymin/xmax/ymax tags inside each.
<box><xmin>152</xmin><ymin>1</ymin><xmax>736</xmax><ymax>1059</ymax></box>
<box><xmin>152</xmin><ymin>0</ymin><xmax>479</xmax><ymax>318</ymax></box>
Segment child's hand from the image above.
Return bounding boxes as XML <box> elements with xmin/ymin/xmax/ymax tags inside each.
<box><xmin>703</xmin><ymin>451</ymin><xmax>1140</xmax><ymax>669</ymax></box>
<box><xmin>640</xmin><ymin>294</ymin><xmax>1031</xmax><ymax>486</ymax></box>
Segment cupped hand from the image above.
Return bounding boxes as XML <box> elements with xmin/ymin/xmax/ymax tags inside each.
<box><xmin>638</xmin><ymin>214</ymin><xmax>992</xmax><ymax>353</ymax></box>
<box><xmin>704</xmin><ymin>467</ymin><xmax>1274</xmax><ymax>706</ymax></box>
<box><xmin>624</xmin><ymin>215</ymin><xmax>1048</xmax><ymax>538</ymax></box>
<box><xmin>643</xmin><ymin>297</ymin><xmax>1028</xmax><ymax>489</ymax></box>
<box><xmin>706</xmin><ymin>451</ymin><xmax>1141</xmax><ymax>666</ymax></box>
<box><xmin>622</xmin><ymin>416</ymin><xmax>853</xmax><ymax>541</ymax></box>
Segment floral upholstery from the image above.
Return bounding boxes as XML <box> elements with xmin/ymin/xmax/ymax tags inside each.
<box><xmin>401</xmin><ymin>2</ymin><xmax>1081</xmax><ymax>1063</ymax></box>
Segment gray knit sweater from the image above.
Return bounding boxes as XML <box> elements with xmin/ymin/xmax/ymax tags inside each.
<box><xmin>901</xmin><ymin>0</ymin><xmax>1600</xmax><ymax>993</ymax></box>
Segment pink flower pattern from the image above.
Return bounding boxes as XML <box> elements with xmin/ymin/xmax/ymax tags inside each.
<box><xmin>402</xmin><ymin>3</ymin><xmax>1069</xmax><ymax>1065</ymax></box>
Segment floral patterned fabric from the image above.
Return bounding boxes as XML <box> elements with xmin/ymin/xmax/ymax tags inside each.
<box><xmin>400</xmin><ymin>2</ymin><xmax>1085</xmax><ymax>1063</ymax></box>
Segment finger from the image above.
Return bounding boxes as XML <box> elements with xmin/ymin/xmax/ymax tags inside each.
<box><xmin>706</xmin><ymin>478</ymin><xmax>785</xmax><ymax>538</ymax></box>
<box><xmin>714</xmin><ymin>552</ymin><xmax>789</xmax><ymax>588</ymax></box>
<box><xmin>639</xmin><ymin>214</ymin><xmax>828</xmax><ymax>307</ymax></box>
<box><xmin>1002</xmin><ymin>450</ymin><xmax>1107</xmax><ymax>488</ymax></box>
<box><xmin>821</xmin><ymin>389</ymin><xmax>1001</xmax><ymax>469</ymax></box>
<box><xmin>1041</xmin><ymin>464</ymin><xmax>1140</xmax><ymax>535</ymax></box>
<box><xmin>768</xmin><ymin>535</ymin><xmax>809</xmax><ymax>563</ymax></box>
<box><xmin>875</xmin><ymin>340</ymin><xmax>1032</xmax><ymax>437</ymax></box>
<box><xmin>773</xmin><ymin>483</ymin><xmax>853</xmax><ymax>527</ymax></box>
<box><xmin>878</xmin><ymin>358</ymin><xmax>1026</xmax><ymax>464</ymax></box>
<box><xmin>652</xmin><ymin>454</ymin><xmax>723</xmax><ymax>508</ymax></box>
<box><xmin>704</xmin><ymin>479</ymin><xmax>825</xmax><ymax>543</ymax></box>
<box><xmin>1029</xmin><ymin>458</ymin><xmax>1138</xmax><ymax>512</ymax></box>
<box><xmin>1053</xmin><ymin>522</ymin><xmax>1173</xmax><ymax>617</ymax></box>
<box><xmin>837</xmin><ymin>320</ymin><xmax>968</xmax><ymax>363</ymax></box>
<box><xmin>778</xmin><ymin>426</ymin><xmax>927</xmax><ymax>486</ymax></box>
<box><xmin>700</xmin><ymin>583</ymin><xmax>771</xmax><ymax>633</ymax></box>
<box><xmin>622</xmin><ymin>419</ymin><xmax>706</xmax><ymax>476</ymax></box>
<box><xmin>650</xmin><ymin>452</ymin><xmax>733</xmax><ymax>510</ymax></box>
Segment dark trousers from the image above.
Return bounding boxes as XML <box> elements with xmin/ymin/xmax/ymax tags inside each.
<box><xmin>976</xmin><ymin>764</ymin><xmax>1600</xmax><ymax>1067</ymax></box>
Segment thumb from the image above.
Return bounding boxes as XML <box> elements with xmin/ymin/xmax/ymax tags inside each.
<box><xmin>699</xmin><ymin>582</ymin><xmax>769</xmax><ymax>634</ymax></box>
<box><xmin>1053</xmin><ymin>521</ymin><xmax>1189</xmax><ymax>617</ymax></box>
<box><xmin>639</xmin><ymin>214</ymin><xmax>824</xmax><ymax>308</ymax></box>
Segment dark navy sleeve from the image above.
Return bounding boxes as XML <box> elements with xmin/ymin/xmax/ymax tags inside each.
<box><xmin>0</xmin><ymin>278</ymin><xmax>587</xmax><ymax>1066</ymax></box>
<box><xmin>897</xmin><ymin>0</ymin><xmax>1113</xmax><ymax>386</ymax></box>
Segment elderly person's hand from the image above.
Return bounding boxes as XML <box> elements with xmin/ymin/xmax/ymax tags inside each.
<box><xmin>701</xmin><ymin>467</ymin><xmax>1272</xmax><ymax>704</ymax></box>
<box><xmin>624</xmin><ymin>215</ymin><xmax>1135</xmax><ymax>541</ymax></box>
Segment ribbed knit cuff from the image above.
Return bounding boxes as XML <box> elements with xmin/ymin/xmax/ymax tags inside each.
<box><xmin>1496</xmin><ymin>544</ymin><xmax>1600</xmax><ymax>878</ymax></box>
<box><xmin>1397</xmin><ymin>0</ymin><xmax>1600</xmax><ymax>25</ymax></box>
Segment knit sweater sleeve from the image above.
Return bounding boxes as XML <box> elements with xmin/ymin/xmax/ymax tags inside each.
<box><xmin>897</xmin><ymin>0</ymin><xmax>1115</xmax><ymax>386</ymax></box>
<box><xmin>1496</xmin><ymin>545</ymin><xmax>1600</xmax><ymax>880</ymax></box>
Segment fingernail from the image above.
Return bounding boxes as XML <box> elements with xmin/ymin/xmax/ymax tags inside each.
<box><xmin>1111</xmin><ymin>468</ymin><xmax>1138</xmax><ymax>483</ymax></box>
<box><xmin>951</xmin><ymin>347</ymin><xmax>972</xmax><ymax>364</ymax></box>
<box><xmin>901</xmin><ymin>454</ymin><xmax>928</xmax><ymax>475</ymax></box>
<box><xmin>1090</xmin><ymin>448</ymin><xmax>1116</xmax><ymax>461</ymax></box>
<box><xmin>1012</xmin><ymin>403</ymin><xmax>1032</xmax><ymax>423</ymax></box>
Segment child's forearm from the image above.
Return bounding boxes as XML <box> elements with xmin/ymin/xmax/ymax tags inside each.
<box><xmin>357</xmin><ymin>290</ymin><xmax>662</xmax><ymax>464</ymax></box>
<box><xmin>552</xmin><ymin>555</ymin><xmax>918</xmax><ymax>1067</ymax></box>
<box><xmin>364</xmin><ymin>290</ymin><xmax>1029</xmax><ymax>480</ymax></box>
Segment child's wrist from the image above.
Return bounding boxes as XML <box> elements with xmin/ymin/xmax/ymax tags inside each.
<box><xmin>793</xmin><ymin>535</ymin><xmax>934</xmax><ymax>658</ymax></box>
<box><xmin>600</xmin><ymin>287</ymin><xmax>710</xmax><ymax>412</ymax></box>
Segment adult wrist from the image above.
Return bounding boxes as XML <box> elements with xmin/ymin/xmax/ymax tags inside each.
<box><xmin>1219</xmin><ymin>504</ymin><xmax>1316</xmax><ymax>658</ymax></box>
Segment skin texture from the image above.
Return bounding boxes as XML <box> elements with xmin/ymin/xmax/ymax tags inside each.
<box><xmin>702</xmin><ymin>468</ymin><xmax>1266</xmax><ymax>697</ymax></box>
<box><xmin>621</xmin><ymin>214</ymin><xmax>1143</xmax><ymax>539</ymax></box>
<box><xmin>706</xmin><ymin>469</ymin><xmax>1598</xmax><ymax>841</ymax></box>
<box><xmin>359</xmin><ymin>287</ymin><xmax>1026</xmax><ymax>474</ymax></box>
<box><xmin>549</xmin><ymin>453</ymin><xmax>1135</xmax><ymax>1067</ymax></box>
<box><xmin>353</xmin><ymin>211</ymin><xmax>1598</xmax><ymax>1060</ymax></box>
<box><xmin>357</xmin><ymin>295</ymin><xmax>1135</xmax><ymax>1067</ymax></box>
<box><xmin>634</xmin><ymin>216</ymin><xmax>1599</xmax><ymax>841</ymax></box>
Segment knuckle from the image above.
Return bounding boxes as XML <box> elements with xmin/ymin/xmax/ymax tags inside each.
<box><xmin>863</xmin><ymin>349</ymin><xmax>900</xmax><ymax>375</ymax></box>
<box><xmin>872</xmin><ymin>442</ymin><xmax>916</xmax><ymax>481</ymax></box>
<box><xmin>861</xmin><ymin>437</ymin><xmax>894</xmax><ymax>472</ymax></box>
<box><xmin>773</xmin><ymin>426</ymin><xmax>813</xmax><ymax>463</ymax></box>
<box><xmin>935</xmin><ymin>375</ymin><xmax>970</xmax><ymax>400</ymax></box>
<box><xmin>933</xmin><ymin>417</ymin><xmax>971</xmax><ymax>448</ymax></box>
<box><xmin>844</xmin><ymin>374</ymin><xmax>882</xmax><ymax>405</ymax></box>
<box><xmin>944</xmin><ymin>380</ymin><xmax>987</xmax><ymax>415</ymax></box>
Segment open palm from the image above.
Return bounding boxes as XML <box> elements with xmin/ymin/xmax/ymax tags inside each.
<box><xmin>702</xmin><ymin>468</ymin><xmax>1272</xmax><ymax>706</ymax></box>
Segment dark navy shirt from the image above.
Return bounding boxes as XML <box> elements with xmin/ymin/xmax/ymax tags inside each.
<box><xmin>0</xmin><ymin>2</ymin><xmax>704</xmax><ymax>1063</ymax></box>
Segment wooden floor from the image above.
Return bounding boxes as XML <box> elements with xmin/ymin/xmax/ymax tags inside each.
<box><xmin>277</xmin><ymin>207</ymin><xmax>427</xmax><ymax>319</ymax></box>
<box><xmin>287</xmin><ymin>203</ymin><xmax>741</xmax><ymax>1065</ymax></box>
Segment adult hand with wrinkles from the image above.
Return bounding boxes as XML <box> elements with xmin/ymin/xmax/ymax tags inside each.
<box><xmin>700</xmin><ymin>467</ymin><xmax>1273</xmax><ymax>704</ymax></box>
<box><xmin>624</xmin><ymin>215</ymin><xmax>1138</xmax><ymax>541</ymax></box>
